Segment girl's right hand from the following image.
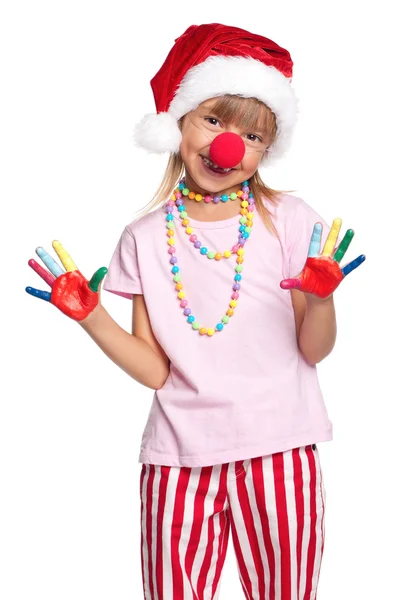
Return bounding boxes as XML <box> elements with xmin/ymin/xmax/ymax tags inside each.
<box><xmin>26</xmin><ymin>240</ymin><xmax>108</xmax><ymax>322</ymax></box>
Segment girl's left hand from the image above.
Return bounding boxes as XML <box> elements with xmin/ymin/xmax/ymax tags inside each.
<box><xmin>280</xmin><ymin>218</ymin><xmax>366</xmax><ymax>299</ymax></box>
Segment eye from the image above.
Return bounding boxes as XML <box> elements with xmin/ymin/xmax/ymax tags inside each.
<box><xmin>204</xmin><ymin>117</ymin><xmax>221</xmax><ymax>127</ymax></box>
<box><xmin>246</xmin><ymin>133</ymin><xmax>263</xmax><ymax>143</ymax></box>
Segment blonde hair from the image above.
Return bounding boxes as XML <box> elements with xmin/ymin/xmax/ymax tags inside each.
<box><xmin>135</xmin><ymin>95</ymin><xmax>293</xmax><ymax>235</ymax></box>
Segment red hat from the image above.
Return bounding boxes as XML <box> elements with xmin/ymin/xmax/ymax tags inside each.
<box><xmin>134</xmin><ymin>23</ymin><xmax>298</xmax><ymax>166</ymax></box>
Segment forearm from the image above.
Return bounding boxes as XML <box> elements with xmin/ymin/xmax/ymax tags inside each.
<box><xmin>298</xmin><ymin>295</ymin><xmax>337</xmax><ymax>365</ymax></box>
<box><xmin>78</xmin><ymin>304</ymin><xmax>170</xmax><ymax>389</ymax></box>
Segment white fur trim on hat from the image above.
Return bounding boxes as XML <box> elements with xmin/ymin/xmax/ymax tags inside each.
<box><xmin>134</xmin><ymin>55</ymin><xmax>299</xmax><ymax>166</ymax></box>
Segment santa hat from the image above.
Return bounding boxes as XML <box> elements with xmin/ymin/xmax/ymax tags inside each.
<box><xmin>134</xmin><ymin>23</ymin><xmax>298</xmax><ymax>166</ymax></box>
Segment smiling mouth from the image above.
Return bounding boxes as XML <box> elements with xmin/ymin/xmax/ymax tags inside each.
<box><xmin>200</xmin><ymin>155</ymin><xmax>235</xmax><ymax>174</ymax></box>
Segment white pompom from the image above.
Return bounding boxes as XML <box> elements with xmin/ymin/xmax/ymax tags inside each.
<box><xmin>133</xmin><ymin>112</ymin><xmax>182</xmax><ymax>154</ymax></box>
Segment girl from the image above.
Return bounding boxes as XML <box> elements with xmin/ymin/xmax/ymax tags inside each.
<box><xmin>26</xmin><ymin>23</ymin><xmax>365</xmax><ymax>600</ymax></box>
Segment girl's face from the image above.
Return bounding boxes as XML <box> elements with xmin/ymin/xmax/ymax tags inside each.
<box><xmin>179</xmin><ymin>96</ymin><xmax>274</xmax><ymax>194</ymax></box>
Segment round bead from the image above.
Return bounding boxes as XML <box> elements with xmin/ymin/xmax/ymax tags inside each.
<box><xmin>195</xmin><ymin>194</ymin><xmax>203</xmax><ymax>202</ymax></box>
<box><xmin>167</xmin><ymin>230</ymin><xmax>174</xmax><ymax>237</ymax></box>
<box><xmin>175</xmin><ymin>283</ymin><xmax>183</xmax><ymax>291</ymax></box>
<box><xmin>166</xmin><ymin>214</ymin><xmax>174</xmax><ymax>221</ymax></box>
<box><xmin>170</xmin><ymin>196</ymin><xmax>176</xmax><ymax>202</ymax></box>
<box><xmin>241</xmin><ymin>200</ymin><xmax>248</xmax><ymax>207</ymax></box>
<box><xmin>207</xmin><ymin>251</ymin><xmax>215</xmax><ymax>259</ymax></box>
<box><xmin>200</xmin><ymin>247</ymin><xmax>208</xmax><ymax>255</ymax></box>
<box><xmin>167</xmin><ymin>238</ymin><xmax>175</xmax><ymax>246</ymax></box>
<box><xmin>182</xmin><ymin>188</ymin><xmax>190</xmax><ymax>196</ymax></box>
<box><xmin>239</xmin><ymin>225</ymin><xmax>246</xmax><ymax>233</ymax></box>
<box><xmin>235</xmin><ymin>265</ymin><xmax>243</xmax><ymax>273</ymax></box>
<box><xmin>237</xmin><ymin>248</ymin><xmax>245</xmax><ymax>256</ymax></box>
<box><xmin>185</xmin><ymin>227</ymin><xmax>193</xmax><ymax>235</ymax></box>
<box><xmin>242</xmin><ymin>186</ymin><xmax>250</xmax><ymax>193</ymax></box>
<box><xmin>167</xmin><ymin>222</ymin><xmax>174</xmax><ymax>229</ymax></box>
<box><xmin>184</xmin><ymin>308</ymin><xmax>192</xmax><ymax>316</ymax></box>
<box><xmin>224</xmin><ymin>250</ymin><xmax>231</xmax><ymax>258</ymax></box>
<box><xmin>180</xmin><ymin>211</ymin><xmax>187</xmax><ymax>219</ymax></box>
<box><xmin>207</xmin><ymin>329</ymin><xmax>215</xmax><ymax>336</ymax></box>
<box><xmin>188</xmin><ymin>192</ymin><xmax>195</xmax><ymax>199</ymax></box>
<box><xmin>227</xmin><ymin>308</ymin><xmax>234</xmax><ymax>317</ymax></box>
<box><xmin>214</xmin><ymin>253</ymin><xmax>222</xmax><ymax>261</ymax></box>
<box><xmin>199</xmin><ymin>328</ymin><xmax>207</xmax><ymax>335</ymax></box>
<box><xmin>221</xmin><ymin>194</ymin><xmax>229</xmax><ymax>202</ymax></box>
<box><xmin>239</xmin><ymin>237</ymin><xmax>246</xmax><ymax>245</ymax></box>
<box><xmin>166</xmin><ymin>205</ymin><xmax>174</xmax><ymax>212</ymax></box>
<box><xmin>231</xmin><ymin>245</ymin><xmax>239</xmax><ymax>253</ymax></box>
<box><xmin>192</xmin><ymin>322</ymin><xmax>200</xmax><ymax>330</ymax></box>
<box><xmin>231</xmin><ymin>292</ymin><xmax>239</xmax><ymax>300</ymax></box>
<box><xmin>236</xmin><ymin>257</ymin><xmax>244</xmax><ymax>264</ymax></box>
<box><xmin>240</xmin><ymin>208</ymin><xmax>248</xmax><ymax>216</ymax></box>
<box><xmin>170</xmin><ymin>257</ymin><xmax>177</xmax><ymax>264</ymax></box>
<box><xmin>230</xmin><ymin>300</ymin><xmax>237</xmax><ymax>308</ymax></box>
<box><xmin>178</xmin><ymin>205</ymin><xmax>186</xmax><ymax>212</ymax></box>
<box><xmin>237</xmin><ymin>190</ymin><xmax>243</xmax><ymax>197</ymax></box>
<box><xmin>171</xmin><ymin>266</ymin><xmax>179</xmax><ymax>274</ymax></box>
<box><xmin>182</xmin><ymin>219</ymin><xmax>189</xmax><ymax>226</ymax></box>
<box><xmin>234</xmin><ymin>274</ymin><xmax>242</xmax><ymax>282</ymax></box>
<box><xmin>178</xmin><ymin>182</ymin><xmax>185</xmax><ymax>190</ymax></box>
<box><xmin>216</xmin><ymin>323</ymin><xmax>224</xmax><ymax>331</ymax></box>
<box><xmin>187</xmin><ymin>316</ymin><xmax>195</xmax><ymax>323</ymax></box>
<box><xmin>178</xmin><ymin>291</ymin><xmax>185</xmax><ymax>299</ymax></box>
<box><xmin>245</xmin><ymin>226</ymin><xmax>252</xmax><ymax>234</ymax></box>
<box><xmin>173</xmin><ymin>274</ymin><xmax>181</xmax><ymax>282</ymax></box>
<box><xmin>194</xmin><ymin>241</ymin><xmax>202</xmax><ymax>248</ymax></box>
<box><xmin>169</xmin><ymin>247</ymin><xmax>176</xmax><ymax>255</ymax></box>
<box><xmin>242</xmin><ymin>232</ymin><xmax>250</xmax><ymax>239</ymax></box>
<box><xmin>233</xmin><ymin>283</ymin><xmax>241</xmax><ymax>291</ymax></box>
<box><xmin>180</xmin><ymin>300</ymin><xmax>188</xmax><ymax>308</ymax></box>
<box><xmin>175</xmin><ymin>192</ymin><xmax>182</xmax><ymax>199</ymax></box>
<box><xmin>247</xmin><ymin>212</ymin><xmax>254</xmax><ymax>219</ymax></box>
<box><xmin>204</xmin><ymin>195</ymin><xmax>213</xmax><ymax>203</ymax></box>
<box><xmin>190</xmin><ymin>234</ymin><xmax>197</xmax><ymax>242</ymax></box>
<box><xmin>246</xmin><ymin>220</ymin><xmax>252</xmax><ymax>227</ymax></box>
<box><xmin>242</xmin><ymin>180</ymin><xmax>249</xmax><ymax>185</ymax></box>
<box><xmin>213</xmin><ymin>196</ymin><xmax>221</xmax><ymax>204</ymax></box>
<box><xmin>230</xmin><ymin>193</ymin><xmax>238</xmax><ymax>200</ymax></box>
<box><xmin>222</xmin><ymin>316</ymin><xmax>230</xmax><ymax>324</ymax></box>
<box><xmin>240</xmin><ymin>217</ymin><xmax>247</xmax><ymax>225</ymax></box>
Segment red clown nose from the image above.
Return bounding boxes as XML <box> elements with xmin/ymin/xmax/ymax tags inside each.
<box><xmin>209</xmin><ymin>132</ymin><xmax>246</xmax><ymax>169</ymax></box>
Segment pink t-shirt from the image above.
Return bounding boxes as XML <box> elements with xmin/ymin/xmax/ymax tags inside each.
<box><xmin>103</xmin><ymin>193</ymin><xmax>333</xmax><ymax>467</ymax></box>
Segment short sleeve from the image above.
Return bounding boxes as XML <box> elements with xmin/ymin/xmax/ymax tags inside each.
<box><xmin>102</xmin><ymin>226</ymin><xmax>143</xmax><ymax>299</ymax></box>
<box><xmin>287</xmin><ymin>199</ymin><xmax>331</xmax><ymax>278</ymax></box>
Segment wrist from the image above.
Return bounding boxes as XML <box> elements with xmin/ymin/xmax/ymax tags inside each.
<box><xmin>305</xmin><ymin>292</ymin><xmax>334</xmax><ymax>307</ymax></box>
<box><xmin>78</xmin><ymin>302</ymin><xmax>104</xmax><ymax>329</ymax></box>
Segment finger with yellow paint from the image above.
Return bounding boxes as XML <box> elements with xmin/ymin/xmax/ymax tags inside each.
<box><xmin>52</xmin><ymin>240</ymin><xmax>78</xmax><ymax>272</ymax></box>
<box><xmin>322</xmin><ymin>218</ymin><xmax>342</xmax><ymax>257</ymax></box>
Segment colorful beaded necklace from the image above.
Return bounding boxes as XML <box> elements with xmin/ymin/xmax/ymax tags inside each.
<box><xmin>165</xmin><ymin>179</ymin><xmax>255</xmax><ymax>336</ymax></box>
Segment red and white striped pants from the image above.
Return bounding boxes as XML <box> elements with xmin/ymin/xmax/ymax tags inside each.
<box><xmin>140</xmin><ymin>444</ymin><xmax>325</xmax><ymax>600</ymax></box>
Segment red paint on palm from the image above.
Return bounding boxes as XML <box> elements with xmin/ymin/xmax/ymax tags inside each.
<box><xmin>299</xmin><ymin>257</ymin><xmax>344</xmax><ymax>298</ymax></box>
<box><xmin>51</xmin><ymin>270</ymin><xmax>99</xmax><ymax>321</ymax></box>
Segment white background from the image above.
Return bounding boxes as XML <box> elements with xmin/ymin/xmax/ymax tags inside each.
<box><xmin>1</xmin><ymin>1</ymin><xmax>393</xmax><ymax>598</ymax></box>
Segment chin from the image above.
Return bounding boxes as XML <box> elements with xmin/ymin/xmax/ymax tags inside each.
<box><xmin>190</xmin><ymin>160</ymin><xmax>247</xmax><ymax>193</ymax></box>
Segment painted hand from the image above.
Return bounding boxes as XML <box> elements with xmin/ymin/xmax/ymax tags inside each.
<box><xmin>26</xmin><ymin>240</ymin><xmax>108</xmax><ymax>321</ymax></box>
<box><xmin>280</xmin><ymin>218</ymin><xmax>366</xmax><ymax>299</ymax></box>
